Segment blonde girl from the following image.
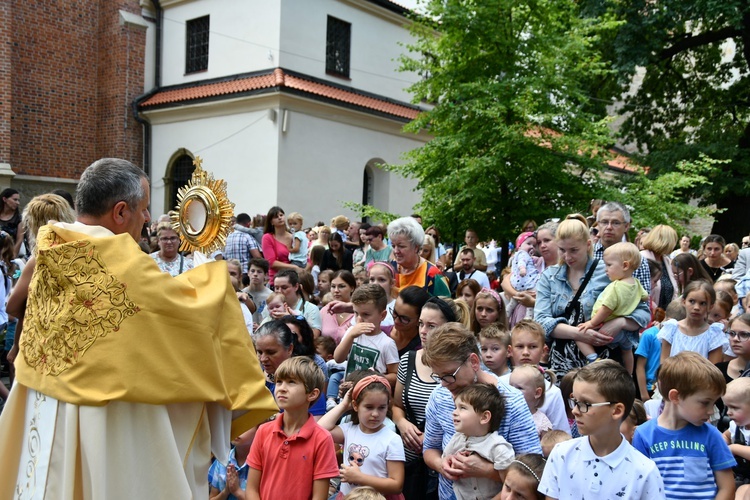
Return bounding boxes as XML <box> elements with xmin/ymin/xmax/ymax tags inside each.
<box><xmin>471</xmin><ymin>288</ymin><xmax>508</xmax><ymax>334</ymax></box>
<box><xmin>320</xmin><ymin>376</ymin><xmax>405</xmax><ymax>499</ymax></box>
<box><xmin>368</xmin><ymin>261</ymin><xmax>398</xmax><ymax>327</ymax></box>
<box><xmin>509</xmin><ymin>320</ymin><xmax>569</xmax><ymax>434</ymax></box>
<box><xmin>509</xmin><ymin>365</ymin><xmax>555</xmax><ymax>438</ymax></box>
<box><xmin>659</xmin><ymin>280</ymin><xmax>727</xmax><ymax>364</ymax></box>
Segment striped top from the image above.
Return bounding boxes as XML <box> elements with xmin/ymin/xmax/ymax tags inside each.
<box><xmin>397</xmin><ymin>350</ymin><xmax>438</xmax><ymax>463</ymax></box>
<box><xmin>633</xmin><ymin>419</ymin><xmax>736</xmax><ymax>499</ymax></box>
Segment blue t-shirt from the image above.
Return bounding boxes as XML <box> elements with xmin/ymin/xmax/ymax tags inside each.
<box><xmin>633</xmin><ymin>419</ymin><xmax>736</xmax><ymax>499</ymax></box>
<box><xmin>289</xmin><ymin>230</ymin><xmax>308</xmax><ymax>263</ymax></box>
<box><xmin>635</xmin><ymin>326</ymin><xmax>661</xmax><ymax>392</ymax></box>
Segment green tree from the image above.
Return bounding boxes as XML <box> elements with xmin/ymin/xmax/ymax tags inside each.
<box><xmin>393</xmin><ymin>0</ymin><xmax>618</xmax><ymax>242</ymax></box>
<box><xmin>602</xmin><ymin>154</ymin><xmax>722</xmax><ymax>232</ymax></box>
<box><xmin>591</xmin><ymin>0</ymin><xmax>750</xmax><ymax>241</ymax></box>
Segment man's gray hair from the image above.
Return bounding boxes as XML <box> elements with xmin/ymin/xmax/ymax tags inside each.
<box><xmin>76</xmin><ymin>158</ymin><xmax>148</xmax><ymax>217</ymax></box>
<box><xmin>596</xmin><ymin>201</ymin><xmax>631</xmax><ymax>224</ymax></box>
<box><xmin>388</xmin><ymin>216</ymin><xmax>425</xmax><ymax>248</ymax></box>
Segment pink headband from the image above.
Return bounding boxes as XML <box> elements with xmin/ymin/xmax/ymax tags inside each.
<box><xmin>516</xmin><ymin>231</ymin><xmax>535</xmax><ymax>249</ymax></box>
<box><xmin>367</xmin><ymin>260</ymin><xmax>395</xmax><ymax>278</ymax></box>
<box><xmin>480</xmin><ymin>287</ymin><xmax>502</xmax><ymax>305</ymax></box>
<box><xmin>352</xmin><ymin>374</ymin><xmax>391</xmax><ymax>401</ymax></box>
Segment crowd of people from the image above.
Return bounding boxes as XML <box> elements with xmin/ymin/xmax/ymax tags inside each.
<box><xmin>4</xmin><ymin>171</ymin><xmax>750</xmax><ymax>499</ymax></box>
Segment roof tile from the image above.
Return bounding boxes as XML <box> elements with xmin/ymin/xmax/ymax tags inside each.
<box><xmin>140</xmin><ymin>69</ymin><xmax>420</xmax><ymax>120</ymax></box>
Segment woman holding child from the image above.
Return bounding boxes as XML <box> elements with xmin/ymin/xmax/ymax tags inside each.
<box><xmin>534</xmin><ymin>215</ymin><xmax>651</xmax><ymax>378</ymax></box>
<box><xmin>421</xmin><ymin>323</ymin><xmax>541</xmax><ymax>500</ymax></box>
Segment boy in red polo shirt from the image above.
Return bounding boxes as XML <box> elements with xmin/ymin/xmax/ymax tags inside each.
<box><xmin>247</xmin><ymin>357</ymin><xmax>339</xmax><ymax>500</ymax></box>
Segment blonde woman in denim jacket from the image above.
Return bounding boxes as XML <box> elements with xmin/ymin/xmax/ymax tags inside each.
<box><xmin>534</xmin><ymin>215</ymin><xmax>651</xmax><ymax>378</ymax></box>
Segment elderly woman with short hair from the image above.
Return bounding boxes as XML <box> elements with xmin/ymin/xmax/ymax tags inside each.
<box><xmin>150</xmin><ymin>222</ymin><xmax>193</xmax><ymax>277</ymax></box>
<box><xmin>387</xmin><ymin>217</ymin><xmax>450</xmax><ymax>297</ymax></box>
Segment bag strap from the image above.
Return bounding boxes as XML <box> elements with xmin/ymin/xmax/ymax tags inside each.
<box><xmin>571</xmin><ymin>258</ymin><xmax>599</xmax><ymax>304</ymax></box>
<box><xmin>179</xmin><ymin>254</ymin><xmax>184</xmax><ymax>274</ymax></box>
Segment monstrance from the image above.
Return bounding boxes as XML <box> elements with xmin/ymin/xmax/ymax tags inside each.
<box><xmin>169</xmin><ymin>156</ymin><xmax>234</xmax><ymax>255</ymax></box>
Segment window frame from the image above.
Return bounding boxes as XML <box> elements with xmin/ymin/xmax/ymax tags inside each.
<box><xmin>326</xmin><ymin>16</ymin><xmax>351</xmax><ymax>79</ymax></box>
<box><xmin>185</xmin><ymin>15</ymin><xmax>210</xmax><ymax>74</ymax></box>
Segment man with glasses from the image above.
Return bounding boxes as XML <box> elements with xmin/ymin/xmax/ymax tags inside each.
<box><xmin>224</xmin><ymin>212</ymin><xmax>262</xmax><ymax>276</ymax></box>
<box><xmin>595</xmin><ymin>202</ymin><xmax>651</xmax><ymax>293</ymax></box>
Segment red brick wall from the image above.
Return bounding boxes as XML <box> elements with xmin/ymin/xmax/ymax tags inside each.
<box><xmin>8</xmin><ymin>0</ymin><xmax>145</xmax><ymax>179</ymax></box>
<box><xmin>0</xmin><ymin>2</ymin><xmax>12</xmax><ymax>165</ymax></box>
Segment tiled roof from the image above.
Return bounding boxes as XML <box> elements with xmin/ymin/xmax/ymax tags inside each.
<box><xmin>139</xmin><ymin>68</ymin><xmax>421</xmax><ymax>121</ymax></box>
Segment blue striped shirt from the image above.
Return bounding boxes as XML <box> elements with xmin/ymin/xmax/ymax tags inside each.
<box><xmin>633</xmin><ymin>419</ymin><xmax>736</xmax><ymax>499</ymax></box>
<box><xmin>423</xmin><ymin>379</ymin><xmax>542</xmax><ymax>500</ymax></box>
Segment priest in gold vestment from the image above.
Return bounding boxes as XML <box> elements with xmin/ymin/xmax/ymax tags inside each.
<box><xmin>0</xmin><ymin>159</ymin><xmax>277</xmax><ymax>499</ymax></box>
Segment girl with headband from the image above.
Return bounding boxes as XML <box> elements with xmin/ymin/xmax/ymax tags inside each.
<box><xmin>319</xmin><ymin>375</ymin><xmax>406</xmax><ymax>499</ymax></box>
<box><xmin>471</xmin><ymin>287</ymin><xmax>509</xmax><ymax>335</ymax></box>
<box><xmin>499</xmin><ymin>454</ymin><xmax>547</xmax><ymax>499</ymax></box>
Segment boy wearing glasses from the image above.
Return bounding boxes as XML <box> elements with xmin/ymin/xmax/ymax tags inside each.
<box><xmin>539</xmin><ymin>360</ymin><xmax>664</xmax><ymax>499</ymax></box>
<box><xmin>633</xmin><ymin>352</ymin><xmax>735</xmax><ymax>499</ymax></box>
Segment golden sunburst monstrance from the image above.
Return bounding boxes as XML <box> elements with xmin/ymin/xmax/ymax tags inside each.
<box><xmin>168</xmin><ymin>156</ymin><xmax>234</xmax><ymax>254</ymax></box>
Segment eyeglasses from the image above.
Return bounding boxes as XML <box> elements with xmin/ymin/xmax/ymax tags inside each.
<box><xmin>727</xmin><ymin>330</ymin><xmax>750</xmax><ymax>342</ymax></box>
<box><xmin>568</xmin><ymin>398</ymin><xmax>614</xmax><ymax>413</ymax></box>
<box><xmin>430</xmin><ymin>359</ymin><xmax>468</xmax><ymax>385</ymax></box>
<box><xmin>597</xmin><ymin>219</ymin><xmax>624</xmax><ymax>228</ymax></box>
<box><xmin>159</xmin><ymin>236</ymin><xmax>179</xmax><ymax>242</ymax></box>
<box><xmin>389</xmin><ymin>306</ymin><xmax>412</xmax><ymax>325</ymax></box>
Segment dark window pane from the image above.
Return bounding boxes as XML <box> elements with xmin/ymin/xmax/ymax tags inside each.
<box><xmin>170</xmin><ymin>155</ymin><xmax>195</xmax><ymax>210</ymax></box>
<box><xmin>326</xmin><ymin>16</ymin><xmax>351</xmax><ymax>77</ymax></box>
<box><xmin>186</xmin><ymin>16</ymin><xmax>210</xmax><ymax>74</ymax></box>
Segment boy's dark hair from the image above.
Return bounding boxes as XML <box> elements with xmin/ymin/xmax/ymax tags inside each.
<box><xmin>574</xmin><ymin>360</ymin><xmax>635</xmax><ymax>421</ymax></box>
<box><xmin>274</xmin><ymin>357</ymin><xmax>325</xmax><ymax>405</ymax></box>
<box><xmin>453</xmin><ymin>383</ymin><xmax>505</xmax><ymax>432</ymax></box>
<box><xmin>275</xmin><ymin>268</ymin><xmax>300</xmax><ymax>286</ymax></box>
<box><xmin>659</xmin><ymin>351</ymin><xmax>726</xmax><ymax>399</ymax></box>
<box><xmin>249</xmin><ymin>258</ymin><xmax>269</xmax><ymax>274</ymax></box>
<box><xmin>314</xmin><ymin>336</ymin><xmax>336</xmax><ymax>357</ymax></box>
<box><xmin>351</xmin><ymin>283</ymin><xmax>388</xmax><ymax>311</ymax></box>
<box><xmin>236</xmin><ymin>213</ymin><xmax>252</xmax><ymax>225</ymax></box>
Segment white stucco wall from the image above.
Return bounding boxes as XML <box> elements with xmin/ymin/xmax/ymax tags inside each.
<box><xmin>159</xmin><ymin>0</ymin><xmax>281</xmax><ymax>86</ymax></box>
<box><xmin>146</xmin><ymin>103</ymin><xmax>281</xmax><ymax>217</ymax></box>
<box><xmin>276</xmin><ymin>105</ymin><xmax>422</xmax><ymax>224</ymax></box>
<box><xmin>279</xmin><ymin>0</ymin><xmax>419</xmax><ymax>103</ymax></box>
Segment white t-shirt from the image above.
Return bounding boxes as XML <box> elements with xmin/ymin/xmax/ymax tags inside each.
<box><xmin>339</xmin><ymin>421</ymin><xmax>405</xmax><ymax>496</ymax></box>
<box><xmin>342</xmin><ymin>329</ymin><xmax>399</xmax><ymax>375</ymax></box>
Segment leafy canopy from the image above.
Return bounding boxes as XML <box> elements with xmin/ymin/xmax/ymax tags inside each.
<box><xmin>391</xmin><ymin>0</ymin><xmax>619</xmax><ymax>241</ymax></box>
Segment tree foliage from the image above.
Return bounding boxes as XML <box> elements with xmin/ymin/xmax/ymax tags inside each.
<box><xmin>392</xmin><ymin>0</ymin><xmax>619</xmax><ymax>242</ymax></box>
<box><xmin>591</xmin><ymin>0</ymin><xmax>750</xmax><ymax>240</ymax></box>
<box><xmin>602</xmin><ymin>154</ymin><xmax>723</xmax><ymax>231</ymax></box>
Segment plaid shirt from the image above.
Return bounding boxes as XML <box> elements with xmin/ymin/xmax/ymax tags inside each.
<box><xmin>224</xmin><ymin>230</ymin><xmax>260</xmax><ymax>274</ymax></box>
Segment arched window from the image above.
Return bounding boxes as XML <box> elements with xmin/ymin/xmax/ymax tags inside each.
<box><xmin>168</xmin><ymin>153</ymin><xmax>195</xmax><ymax>211</ymax></box>
<box><xmin>362</xmin><ymin>166</ymin><xmax>374</xmax><ymax>223</ymax></box>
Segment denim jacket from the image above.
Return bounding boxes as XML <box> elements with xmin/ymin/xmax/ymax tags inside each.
<box><xmin>534</xmin><ymin>256</ymin><xmax>650</xmax><ymax>339</ymax></box>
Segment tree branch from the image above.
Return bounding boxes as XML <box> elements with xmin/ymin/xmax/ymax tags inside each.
<box><xmin>659</xmin><ymin>26</ymin><xmax>742</xmax><ymax>61</ymax></box>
